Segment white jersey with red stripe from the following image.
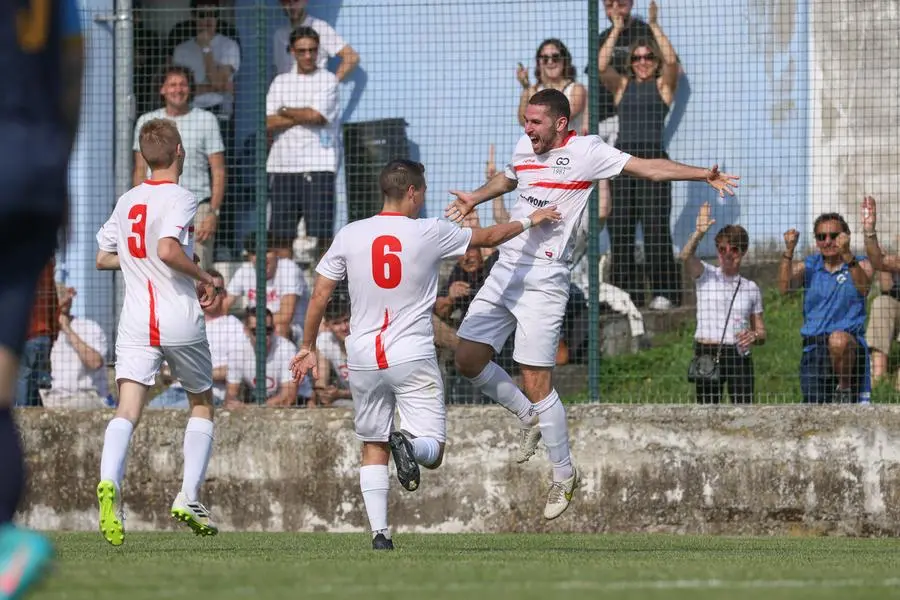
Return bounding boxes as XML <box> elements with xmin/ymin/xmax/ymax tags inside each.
<box><xmin>96</xmin><ymin>180</ymin><xmax>206</xmax><ymax>347</ymax></box>
<box><xmin>316</xmin><ymin>214</ymin><xmax>473</xmax><ymax>371</ymax></box>
<box><xmin>501</xmin><ymin>132</ymin><xmax>631</xmax><ymax>266</ymax></box>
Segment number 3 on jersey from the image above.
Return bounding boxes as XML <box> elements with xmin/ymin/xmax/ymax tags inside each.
<box><xmin>371</xmin><ymin>235</ymin><xmax>402</xmax><ymax>289</ymax></box>
<box><xmin>128</xmin><ymin>204</ymin><xmax>148</xmax><ymax>258</ymax></box>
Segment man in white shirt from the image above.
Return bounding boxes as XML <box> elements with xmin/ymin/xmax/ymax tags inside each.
<box><xmin>266</xmin><ymin>26</ymin><xmax>340</xmax><ymax>259</ymax></box>
<box><xmin>272</xmin><ymin>0</ymin><xmax>359</xmax><ymax>81</ymax></box>
<box><xmin>445</xmin><ymin>88</ymin><xmax>739</xmax><ymax>521</ymax></box>
<box><xmin>40</xmin><ymin>287</ymin><xmax>111</xmax><ymax>409</ymax></box>
<box><xmin>311</xmin><ymin>286</ymin><xmax>351</xmax><ymax>407</ymax></box>
<box><xmin>132</xmin><ymin>66</ymin><xmax>225</xmax><ymax>270</ymax></box>
<box><xmin>95</xmin><ymin>118</ymin><xmax>223</xmax><ymax>546</ymax></box>
<box><xmin>290</xmin><ymin>159</ymin><xmax>560</xmax><ymax>551</ymax></box>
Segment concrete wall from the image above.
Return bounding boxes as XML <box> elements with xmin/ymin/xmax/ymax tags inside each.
<box><xmin>18</xmin><ymin>406</ymin><xmax>900</xmax><ymax>536</ymax></box>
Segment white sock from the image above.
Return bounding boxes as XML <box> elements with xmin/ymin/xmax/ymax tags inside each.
<box><xmin>181</xmin><ymin>417</ymin><xmax>214</xmax><ymax>502</ymax></box>
<box><xmin>410</xmin><ymin>437</ymin><xmax>441</xmax><ymax>467</ymax></box>
<box><xmin>100</xmin><ymin>417</ymin><xmax>134</xmax><ymax>490</ymax></box>
<box><xmin>532</xmin><ymin>390</ymin><xmax>573</xmax><ymax>482</ymax></box>
<box><xmin>468</xmin><ymin>362</ymin><xmax>533</xmax><ymax>425</ymax></box>
<box><xmin>360</xmin><ymin>464</ymin><xmax>390</xmax><ymax>534</ymax></box>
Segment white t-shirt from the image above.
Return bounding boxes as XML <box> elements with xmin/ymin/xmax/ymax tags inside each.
<box><xmin>97</xmin><ymin>181</ymin><xmax>205</xmax><ymax>347</ymax></box>
<box><xmin>317</xmin><ymin>214</ymin><xmax>473</xmax><ymax>370</ymax></box>
<box><xmin>167</xmin><ymin>314</ymin><xmax>244</xmax><ymax>403</ymax></box>
<box><xmin>226</xmin><ymin>258</ymin><xmax>309</xmax><ymax>332</ymax></box>
<box><xmin>172</xmin><ymin>34</ymin><xmax>241</xmax><ymax>115</ymax></box>
<box><xmin>693</xmin><ymin>262</ymin><xmax>763</xmax><ymax>344</ymax></box>
<box><xmin>273</xmin><ymin>16</ymin><xmax>347</xmax><ymax>75</ymax></box>
<box><xmin>316</xmin><ymin>330</ymin><xmax>349</xmax><ymax>389</ymax></box>
<box><xmin>50</xmin><ymin>318</ymin><xmax>109</xmax><ymax>396</ymax></box>
<box><xmin>502</xmin><ymin>132</ymin><xmax>631</xmax><ymax>266</ymax></box>
<box><xmin>265</xmin><ymin>68</ymin><xmax>340</xmax><ymax>173</ymax></box>
<box><xmin>228</xmin><ymin>334</ymin><xmax>311</xmax><ymax>398</ymax></box>
<box><xmin>133</xmin><ymin>108</ymin><xmax>224</xmax><ymax>201</ymax></box>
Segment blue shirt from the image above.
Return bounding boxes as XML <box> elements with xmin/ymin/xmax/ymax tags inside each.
<box><xmin>800</xmin><ymin>254</ymin><xmax>867</xmax><ymax>338</ymax></box>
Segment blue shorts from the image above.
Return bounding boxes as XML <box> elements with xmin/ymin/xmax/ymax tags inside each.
<box><xmin>799</xmin><ymin>334</ymin><xmax>871</xmax><ymax>403</ymax></box>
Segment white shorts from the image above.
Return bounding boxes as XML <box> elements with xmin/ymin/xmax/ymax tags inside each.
<box><xmin>348</xmin><ymin>357</ymin><xmax>445</xmax><ymax>443</ymax></box>
<box><xmin>457</xmin><ymin>260</ymin><xmax>570</xmax><ymax>368</ymax></box>
<box><xmin>115</xmin><ymin>341</ymin><xmax>213</xmax><ymax>394</ymax></box>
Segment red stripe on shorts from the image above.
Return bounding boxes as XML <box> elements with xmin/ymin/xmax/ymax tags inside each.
<box><xmin>148</xmin><ymin>280</ymin><xmax>161</xmax><ymax>346</ymax></box>
<box><xmin>375</xmin><ymin>309</ymin><xmax>390</xmax><ymax>369</ymax></box>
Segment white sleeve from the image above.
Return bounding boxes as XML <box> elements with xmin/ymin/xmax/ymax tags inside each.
<box><xmin>586</xmin><ymin>136</ymin><xmax>631</xmax><ymax>180</ymax></box>
<box><xmin>203</xmin><ymin>111</ymin><xmax>225</xmax><ymax>155</ymax></box>
<box><xmin>266</xmin><ymin>78</ymin><xmax>282</xmax><ymax>116</ymax></box>
<box><xmin>315</xmin><ymin>232</ymin><xmax>346</xmax><ymax>281</ymax></box>
<box><xmin>751</xmin><ymin>284</ymin><xmax>764</xmax><ymax>314</ymax></box>
<box><xmin>81</xmin><ymin>320</ymin><xmax>109</xmax><ymax>357</ymax></box>
<box><xmin>159</xmin><ymin>192</ymin><xmax>198</xmax><ymax>244</ymax></box>
<box><xmin>311</xmin><ymin>76</ymin><xmax>339</xmax><ymax>124</ymax></box>
<box><xmin>132</xmin><ymin>115</ymin><xmax>145</xmax><ymax>152</ymax></box>
<box><xmin>433</xmin><ymin>220</ymin><xmax>474</xmax><ymax>260</ymax></box>
<box><xmin>696</xmin><ymin>261</ymin><xmax>715</xmax><ymax>283</ymax></box>
<box><xmin>503</xmin><ymin>140</ymin><xmax>522</xmax><ymax>180</ymax></box>
<box><xmin>226</xmin><ymin>265</ymin><xmax>249</xmax><ymax>297</ymax></box>
<box><xmin>276</xmin><ymin>260</ymin><xmax>304</xmax><ymax>296</ymax></box>
<box><xmin>314</xmin><ymin>20</ymin><xmax>347</xmax><ymax>58</ymax></box>
<box><xmin>96</xmin><ymin>211</ymin><xmax>119</xmax><ymax>252</ymax></box>
<box><xmin>220</xmin><ymin>37</ymin><xmax>241</xmax><ymax>74</ymax></box>
<box><xmin>226</xmin><ymin>340</ymin><xmax>251</xmax><ymax>385</ymax></box>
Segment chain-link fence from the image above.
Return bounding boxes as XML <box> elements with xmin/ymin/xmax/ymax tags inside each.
<box><xmin>25</xmin><ymin>0</ymin><xmax>900</xmax><ymax>410</ymax></box>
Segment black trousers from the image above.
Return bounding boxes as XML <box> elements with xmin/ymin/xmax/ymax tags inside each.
<box><xmin>693</xmin><ymin>342</ymin><xmax>755</xmax><ymax>404</ymax></box>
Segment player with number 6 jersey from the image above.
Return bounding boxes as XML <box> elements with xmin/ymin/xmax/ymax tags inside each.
<box><xmin>94</xmin><ymin>118</ymin><xmax>222</xmax><ymax>548</ymax></box>
<box><xmin>289</xmin><ymin>159</ymin><xmax>561</xmax><ymax>551</ymax></box>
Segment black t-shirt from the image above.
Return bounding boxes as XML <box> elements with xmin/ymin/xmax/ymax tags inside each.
<box><xmin>588</xmin><ymin>18</ymin><xmax>655</xmax><ymax>124</ymax></box>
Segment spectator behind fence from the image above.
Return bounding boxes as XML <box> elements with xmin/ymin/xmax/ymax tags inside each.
<box><xmin>272</xmin><ymin>0</ymin><xmax>359</xmax><ymax>81</ymax></box>
<box><xmin>266</xmin><ymin>26</ymin><xmax>340</xmax><ymax>260</ymax></box>
<box><xmin>680</xmin><ymin>203</ymin><xmax>765</xmax><ymax>404</ymax></box>
<box><xmin>16</xmin><ymin>258</ymin><xmax>59</xmax><ymax>407</ymax></box>
<box><xmin>311</xmin><ymin>286</ymin><xmax>352</xmax><ymax>408</ymax></box>
<box><xmin>861</xmin><ymin>196</ymin><xmax>900</xmax><ymax>389</ymax></box>
<box><xmin>225</xmin><ymin>308</ymin><xmax>307</xmax><ymax>408</ymax></box>
<box><xmin>132</xmin><ymin>66</ymin><xmax>225</xmax><ymax>271</ymax></box>
<box><xmin>132</xmin><ymin>3</ymin><xmax>165</xmax><ymax>116</ymax></box>
<box><xmin>225</xmin><ymin>232</ymin><xmax>309</xmax><ymax>341</ymax></box>
<box><xmin>150</xmin><ymin>269</ymin><xmax>244</xmax><ymax>410</ymax></box>
<box><xmin>516</xmin><ymin>39</ymin><xmax>586</xmax><ymax>135</ymax></box>
<box><xmin>599</xmin><ymin>0</ymin><xmax>681</xmax><ymax>310</ymax></box>
<box><xmin>779</xmin><ymin>213</ymin><xmax>873</xmax><ymax>403</ymax></box>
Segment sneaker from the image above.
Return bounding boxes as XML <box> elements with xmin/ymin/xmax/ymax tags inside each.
<box><xmin>515</xmin><ymin>415</ymin><xmax>542</xmax><ymax>464</ymax></box>
<box><xmin>96</xmin><ymin>480</ymin><xmax>124</xmax><ymax>546</ymax></box>
<box><xmin>0</xmin><ymin>525</ymin><xmax>53</xmax><ymax>600</ymax></box>
<box><xmin>371</xmin><ymin>533</ymin><xmax>394</xmax><ymax>551</ymax></box>
<box><xmin>170</xmin><ymin>492</ymin><xmax>218</xmax><ymax>537</ymax></box>
<box><xmin>388</xmin><ymin>431</ymin><xmax>420</xmax><ymax>492</ymax></box>
<box><xmin>648</xmin><ymin>296</ymin><xmax>673</xmax><ymax>311</ymax></box>
<box><xmin>543</xmin><ymin>466</ymin><xmax>580</xmax><ymax>520</ymax></box>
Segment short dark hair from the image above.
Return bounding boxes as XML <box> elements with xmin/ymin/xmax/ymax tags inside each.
<box><xmin>207</xmin><ymin>268</ymin><xmax>224</xmax><ymax>281</ymax></box>
<box><xmin>527</xmin><ymin>88</ymin><xmax>571</xmax><ymax>122</ymax></box>
<box><xmin>379</xmin><ymin>159</ymin><xmax>426</xmax><ymax>200</ymax></box>
<box><xmin>191</xmin><ymin>0</ymin><xmax>220</xmax><ymax>10</ymax></box>
<box><xmin>289</xmin><ymin>26</ymin><xmax>319</xmax><ymax>49</ymax></box>
<box><xmin>814</xmin><ymin>212</ymin><xmax>850</xmax><ymax>235</ymax></box>
<box><xmin>244</xmin><ymin>306</ymin><xmax>274</xmax><ymax>325</ymax></box>
<box><xmin>243</xmin><ymin>231</ymin><xmax>275</xmax><ymax>257</ymax></box>
<box><xmin>714</xmin><ymin>225</ymin><xmax>750</xmax><ymax>255</ymax></box>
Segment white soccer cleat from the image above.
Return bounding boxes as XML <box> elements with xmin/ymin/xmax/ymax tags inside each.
<box><xmin>515</xmin><ymin>416</ymin><xmax>542</xmax><ymax>464</ymax></box>
<box><xmin>543</xmin><ymin>465</ymin><xmax>580</xmax><ymax>521</ymax></box>
<box><xmin>170</xmin><ymin>492</ymin><xmax>218</xmax><ymax>537</ymax></box>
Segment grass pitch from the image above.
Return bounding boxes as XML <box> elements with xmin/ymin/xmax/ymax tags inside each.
<box><xmin>33</xmin><ymin>532</ymin><xmax>900</xmax><ymax>600</ymax></box>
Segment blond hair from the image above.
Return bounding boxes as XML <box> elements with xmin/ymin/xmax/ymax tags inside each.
<box><xmin>139</xmin><ymin>118</ymin><xmax>182</xmax><ymax>170</ymax></box>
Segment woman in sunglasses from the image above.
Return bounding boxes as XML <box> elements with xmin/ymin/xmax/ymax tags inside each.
<box><xmin>779</xmin><ymin>213</ymin><xmax>873</xmax><ymax>403</ymax></box>
<box><xmin>681</xmin><ymin>203</ymin><xmax>765</xmax><ymax>404</ymax></box>
<box><xmin>516</xmin><ymin>38</ymin><xmax>586</xmax><ymax>134</ymax></box>
<box><xmin>598</xmin><ymin>0</ymin><xmax>681</xmax><ymax>311</ymax></box>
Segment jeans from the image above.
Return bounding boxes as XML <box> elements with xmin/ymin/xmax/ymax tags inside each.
<box><xmin>15</xmin><ymin>336</ymin><xmax>51</xmax><ymax>407</ymax></box>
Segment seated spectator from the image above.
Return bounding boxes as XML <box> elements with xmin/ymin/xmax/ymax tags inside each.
<box><xmin>225</xmin><ymin>308</ymin><xmax>308</xmax><ymax>408</ymax></box>
<box><xmin>272</xmin><ymin>0</ymin><xmax>359</xmax><ymax>81</ymax></box>
<box><xmin>225</xmin><ymin>232</ymin><xmax>309</xmax><ymax>341</ymax></box>
<box><xmin>780</xmin><ymin>213</ymin><xmax>873</xmax><ymax>403</ymax></box>
<box><xmin>311</xmin><ymin>287</ymin><xmax>352</xmax><ymax>408</ymax></box>
<box><xmin>150</xmin><ymin>270</ymin><xmax>243</xmax><ymax>409</ymax></box>
<box><xmin>40</xmin><ymin>287</ymin><xmax>112</xmax><ymax>409</ymax></box>
<box><xmin>17</xmin><ymin>258</ymin><xmax>58</xmax><ymax>407</ymax></box>
<box><xmin>680</xmin><ymin>203</ymin><xmax>765</xmax><ymax>404</ymax></box>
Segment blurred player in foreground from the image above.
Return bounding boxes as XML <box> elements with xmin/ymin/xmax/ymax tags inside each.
<box><xmin>95</xmin><ymin>119</ymin><xmax>222</xmax><ymax>546</ymax></box>
<box><xmin>446</xmin><ymin>88</ymin><xmax>738</xmax><ymax>520</ymax></box>
<box><xmin>0</xmin><ymin>0</ymin><xmax>83</xmax><ymax>596</ymax></box>
<box><xmin>290</xmin><ymin>159</ymin><xmax>561</xmax><ymax>550</ymax></box>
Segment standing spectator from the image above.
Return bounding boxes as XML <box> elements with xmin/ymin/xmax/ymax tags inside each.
<box><xmin>311</xmin><ymin>288</ymin><xmax>352</xmax><ymax>408</ymax></box>
<box><xmin>41</xmin><ymin>288</ymin><xmax>111</xmax><ymax>409</ymax></box>
<box><xmin>779</xmin><ymin>213</ymin><xmax>873</xmax><ymax>403</ymax></box>
<box><xmin>266</xmin><ymin>27</ymin><xmax>340</xmax><ymax>259</ymax></box>
<box><xmin>516</xmin><ymin>39</ymin><xmax>586</xmax><ymax>134</ymax></box>
<box><xmin>16</xmin><ymin>259</ymin><xmax>60</xmax><ymax>407</ymax></box>
<box><xmin>599</xmin><ymin>0</ymin><xmax>682</xmax><ymax>310</ymax></box>
<box><xmin>680</xmin><ymin>203</ymin><xmax>765</xmax><ymax>404</ymax></box>
<box><xmin>132</xmin><ymin>66</ymin><xmax>225</xmax><ymax>271</ymax></box>
<box><xmin>272</xmin><ymin>0</ymin><xmax>359</xmax><ymax>80</ymax></box>
<box><xmin>224</xmin><ymin>232</ymin><xmax>309</xmax><ymax>341</ymax></box>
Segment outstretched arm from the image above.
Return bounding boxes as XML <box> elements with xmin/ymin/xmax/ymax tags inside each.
<box><xmin>446</xmin><ymin>173</ymin><xmax>518</xmax><ymax>223</ymax></box>
<box><xmin>468</xmin><ymin>206</ymin><xmax>561</xmax><ymax>248</ymax></box>
<box><xmin>622</xmin><ymin>158</ymin><xmax>739</xmax><ymax>197</ymax></box>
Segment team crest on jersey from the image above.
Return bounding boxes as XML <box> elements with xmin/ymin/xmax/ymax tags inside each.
<box><xmin>552</xmin><ymin>156</ymin><xmax>572</xmax><ymax>176</ymax></box>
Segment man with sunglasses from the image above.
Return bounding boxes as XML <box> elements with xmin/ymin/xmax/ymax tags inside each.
<box><xmin>272</xmin><ymin>0</ymin><xmax>359</xmax><ymax>80</ymax></box>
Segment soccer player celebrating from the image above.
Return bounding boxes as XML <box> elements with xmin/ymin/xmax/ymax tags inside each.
<box><xmin>445</xmin><ymin>88</ymin><xmax>738</xmax><ymax>520</ymax></box>
<box><xmin>290</xmin><ymin>159</ymin><xmax>561</xmax><ymax>551</ymax></box>
<box><xmin>95</xmin><ymin>119</ymin><xmax>222</xmax><ymax>546</ymax></box>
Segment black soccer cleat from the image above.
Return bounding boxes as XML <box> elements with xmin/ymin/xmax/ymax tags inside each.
<box><xmin>372</xmin><ymin>533</ymin><xmax>394</xmax><ymax>551</ymax></box>
<box><xmin>388</xmin><ymin>431</ymin><xmax>421</xmax><ymax>492</ymax></box>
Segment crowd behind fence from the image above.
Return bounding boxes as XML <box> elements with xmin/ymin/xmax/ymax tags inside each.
<box><xmin>21</xmin><ymin>0</ymin><xmax>900</xmax><ymax>409</ymax></box>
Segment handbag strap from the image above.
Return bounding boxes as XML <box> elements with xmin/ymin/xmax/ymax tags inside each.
<box><xmin>713</xmin><ymin>278</ymin><xmax>742</xmax><ymax>364</ymax></box>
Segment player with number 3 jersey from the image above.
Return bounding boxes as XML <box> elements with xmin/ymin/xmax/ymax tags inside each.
<box><xmin>289</xmin><ymin>159</ymin><xmax>561</xmax><ymax>551</ymax></box>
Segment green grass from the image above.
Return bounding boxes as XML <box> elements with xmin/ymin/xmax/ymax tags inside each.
<box><xmin>34</xmin><ymin>532</ymin><xmax>900</xmax><ymax>600</ymax></box>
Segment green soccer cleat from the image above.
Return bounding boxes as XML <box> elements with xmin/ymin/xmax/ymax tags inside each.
<box><xmin>96</xmin><ymin>480</ymin><xmax>124</xmax><ymax>547</ymax></box>
<box><xmin>170</xmin><ymin>492</ymin><xmax>218</xmax><ymax>537</ymax></box>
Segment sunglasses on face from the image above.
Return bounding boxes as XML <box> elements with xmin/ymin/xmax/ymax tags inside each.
<box><xmin>631</xmin><ymin>53</ymin><xmax>656</xmax><ymax>63</ymax></box>
<box><xmin>815</xmin><ymin>232</ymin><xmax>841</xmax><ymax>242</ymax></box>
<box><xmin>717</xmin><ymin>246</ymin><xmax>739</xmax><ymax>255</ymax></box>
<box><xmin>539</xmin><ymin>53</ymin><xmax>562</xmax><ymax>63</ymax></box>
<box><xmin>196</xmin><ymin>9</ymin><xmax>218</xmax><ymax>18</ymax></box>
<box><xmin>249</xmin><ymin>326</ymin><xmax>274</xmax><ymax>336</ymax></box>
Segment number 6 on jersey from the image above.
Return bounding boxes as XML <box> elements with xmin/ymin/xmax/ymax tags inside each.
<box><xmin>371</xmin><ymin>235</ymin><xmax>402</xmax><ymax>289</ymax></box>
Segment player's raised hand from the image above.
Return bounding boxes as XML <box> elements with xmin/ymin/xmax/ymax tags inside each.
<box><xmin>528</xmin><ymin>205</ymin><xmax>562</xmax><ymax>226</ymax></box>
<box><xmin>446</xmin><ymin>191</ymin><xmax>476</xmax><ymax>224</ymax></box>
<box><xmin>862</xmin><ymin>195</ymin><xmax>877</xmax><ymax>232</ymax></box>
<box><xmin>290</xmin><ymin>347</ymin><xmax>318</xmax><ymax>384</ymax></box>
<box><xmin>695</xmin><ymin>201</ymin><xmax>716</xmax><ymax>234</ymax></box>
<box><xmin>705</xmin><ymin>165</ymin><xmax>740</xmax><ymax>197</ymax></box>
